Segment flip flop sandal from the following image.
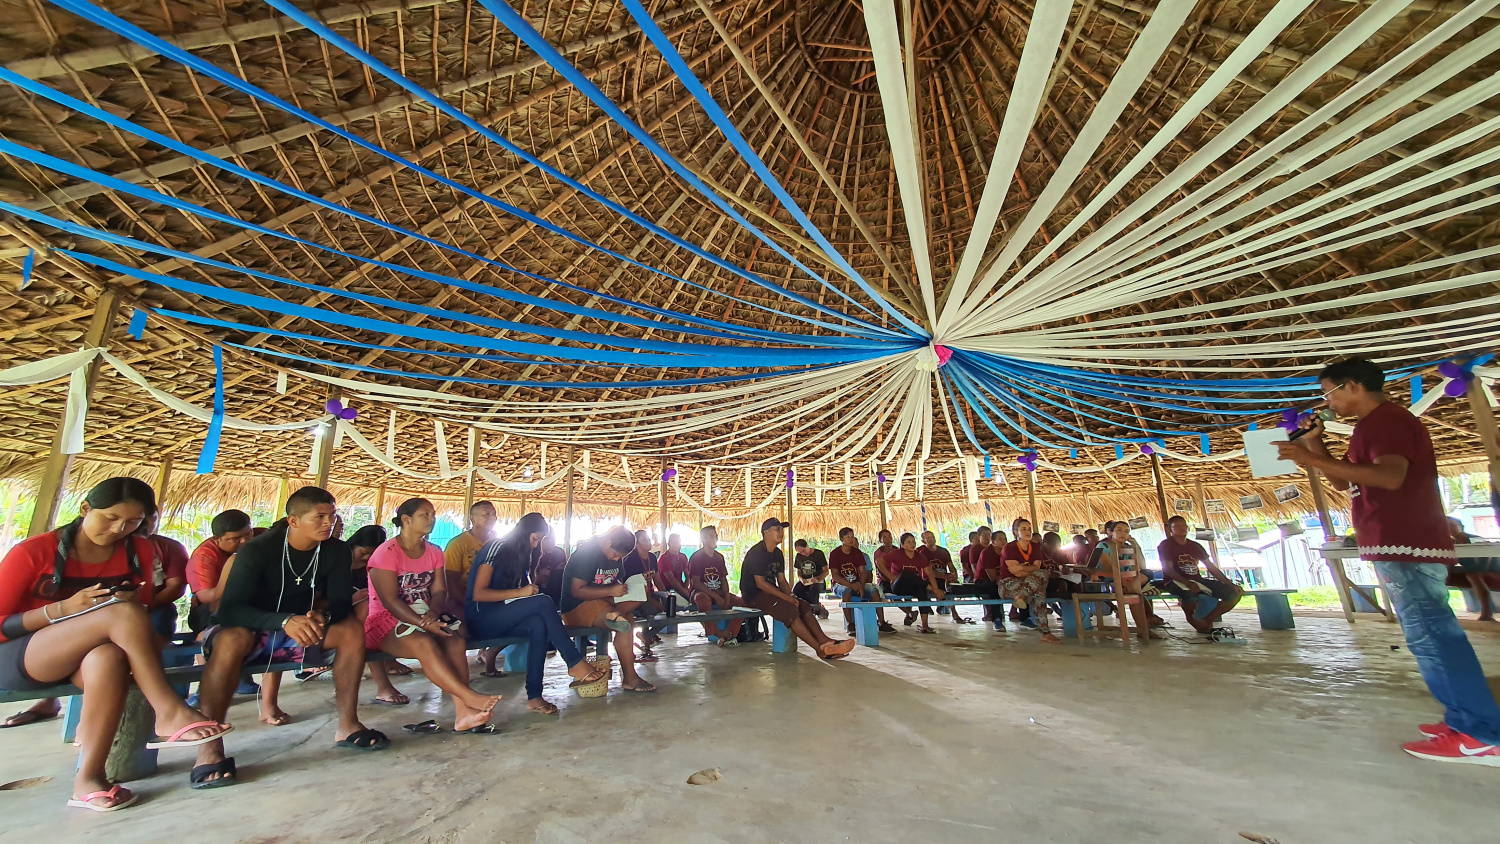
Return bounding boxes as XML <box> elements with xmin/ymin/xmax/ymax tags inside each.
<box><xmin>462</xmin><ymin>724</ymin><xmax>501</xmax><ymax>734</ymax></box>
<box><xmin>294</xmin><ymin>667</ymin><xmax>331</xmax><ymax>681</ymax></box>
<box><xmin>479</xmin><ymin>669</ymin><xmax>506</xmax><ymax>678</ymax></box>
<box><xmin>603</xmin><ymin>616</ymin><xmax>633</xmax><ymax>633</ymax></box>
<box><xmin>68</xmin><ymin>784</ymin><xmax>139</xmax><ymax>812</ymax></box>
<box><xmin>570</xmin><ymin>667</ymin><xmax>607</xmax><ymax>686</ymax></box>
<box><xmin>189</xmin><ymin>757</ymin><xmax>237</xmax><ymax>790</ymax></box>
<box><xmin>148</xmin><ymin>721</ymin><xmax>232</xmax><ymax>750</ymax></box>
<box><xmin>635</xmin><ymin>651</ymin><xmax>659</xmax><ymax>663</ymax></box>
<box><xmin>387</xmin><ymin>663</ymin><xmax>414</xmax><ymax>675</ymax></box>
<box><xmin>877</xmin><ymin>623</ymin><xmax>897</xmax><ymax>633</ymax></box>
<box><xmin>335</xmin><ymin>728</ymin><xmax>390</xmax><ymax>750</ymax></box>
<box><xmin>920</xmin><ymin>628</ymin><xmax>937</xmax><ymax>634</ymax></box>
<box><xmin>371</xmin><ymin>694</ymin><xmax>410</xmax><ymax>705</ymax></box>
<box><xmin>1</xmin><ymin>709</ymin><xmax>57</xmax><ymax>728</ymax></box>
<box><xmin>621</xmin><ymin>682</ymin><xmax>657</xmax><ymax>693</ymax></box>
<box><xmin>403</xmin><ymin>720</ymin><xmax>442</xmax><ymax>734</ymax></box>
<box><xmin>527</xmin><ymin>700</ymin><xmax>560</xmax><ymax>715</ymax></box>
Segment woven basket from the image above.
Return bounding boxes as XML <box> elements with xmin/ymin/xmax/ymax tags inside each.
<box><xmin>573</xmin><ymin>655</ymin><xmax>613</xmax><ymax>698</ymax></box>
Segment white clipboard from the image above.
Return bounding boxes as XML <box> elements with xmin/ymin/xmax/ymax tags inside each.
<box><xmin>1242</xmin><ymin>428</ymin><xmax>1299</xmax><ymax>478</ymax></box>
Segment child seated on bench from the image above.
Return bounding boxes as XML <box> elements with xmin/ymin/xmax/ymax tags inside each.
<box><xmin>0</xmin><ymin>477</ymin><xmax>230</xmax><ymax>812</ymax></box>
<box><xmin>467</xmin><ymin>512</ymin><xmax>608</xmax><ymax>714</ymax></box>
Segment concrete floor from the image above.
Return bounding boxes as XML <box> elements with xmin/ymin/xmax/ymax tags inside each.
<box><xmin>1</xmin><ymin>609</ymin><xmax>1497</xmax><ymax>844</ymax></box>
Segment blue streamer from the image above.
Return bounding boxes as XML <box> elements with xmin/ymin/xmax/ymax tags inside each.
<box><xmin>196</xmin><ymin>345</ymin><xmax>224</xmax><ymax>474</ymax></box>
<box><xmin>984</xmin><ymin>454</ymin><xmax>991</xmax><ymax>478</ymax></box>
<box><xmin>128</xmin><ymin>308</ymin><xmax>147</xmax><ymax>340</ymax></box>
<box><xmin>20</xmin><ymin>248</ymin><xmax>33</xmax><ymax>289</ymax></box>
<box><xmin>614</xmin><ymin>0</ymin><xmax>924</xmax><ymax>337</ymax></box>
<box><xmin>1200</xmin><ymin>434</ymin><xmax>1211</xmax><ymax>455</ymax></box>
<box><xmin>473</xmin><ymin>0</ymin><xmax>922</xmax><ymax>337</ymax></box>
<box><xmin>1069</xmin><ymin>449</ymin><xmax>1077</xmax><ymax>459</ymax></box>
<box><xmin>1411</xmin><ymin>374</ymin><xmax>1423</xmax><ymax>403</ymax></box>
<box><xmin>42</xmin><ymin>0</ymin><xmax>900</xmax><ymax>339</ymax></box>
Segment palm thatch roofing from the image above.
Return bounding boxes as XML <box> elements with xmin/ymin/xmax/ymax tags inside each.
<box><xmin>1</xmin><ymin>0</ymin><xmax>1497</xmax><ymax>535</ymax></box>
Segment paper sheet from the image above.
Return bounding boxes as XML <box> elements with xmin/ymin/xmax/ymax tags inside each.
<box><xmin>1242</xmin><ymin>428</ymin><xmax>1299</xmax><ymax>478</ymax></box>
<box><xmin>620</xmin><ymin>574</ymin><xmax>648</xmax><ymax>603</ymax></box>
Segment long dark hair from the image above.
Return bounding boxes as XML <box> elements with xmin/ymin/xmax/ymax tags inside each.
<box><xmin>478</xmin><ymin>512</ymin><xmax>549</xmax><ymax>590</ymax></box>
<box><xmin>391</xmin><ymin>498</ymin><xmax>431</xmax><ymax>531</ymax></box>
<box><xmin>52</xmin><ymin>476</ymin><xmax>156</xmax><ymax>594</ymax></box>
<box><xmin>348</xmin><ymin>525</ymin><xmax>387</xmax><ymax>550</ymax></box>
<box><xmin>502</xmin><ymin>512</ymin><xmax>550</xmax><ymax>571</ymax></box>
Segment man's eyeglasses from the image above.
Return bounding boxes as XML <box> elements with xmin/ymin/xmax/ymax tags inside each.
<box><xmin>1320</xmin><ymin>383</ymin><xmax>1346</xmax><ymax>401</ymax></box>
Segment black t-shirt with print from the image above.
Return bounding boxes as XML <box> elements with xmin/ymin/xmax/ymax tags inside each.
<box><xmin>740</xmin><ymin>541</ymin><xmax>785</xmax><ymax>601</ymax></box>
<box><xmin>560</xmin><ymin>539</ymin><xmax>622</xmax><ymax>614</ymax></box>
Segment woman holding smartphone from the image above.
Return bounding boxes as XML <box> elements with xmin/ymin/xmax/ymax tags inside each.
<box><xmin>0</xmin><ymin>477</ymin><xmax>231</xmax><ymax>812</ymax></box>
<box><xmin>365</xmin><ymin>498</ymin><xmax>500</xmax><ymax>733</ymax></box>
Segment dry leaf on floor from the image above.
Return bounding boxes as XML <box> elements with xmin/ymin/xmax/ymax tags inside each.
<box><xmin>1239</xmin><ymin>833</ymin><xmax>1281</xmax><ymax>844</ymax></box>
<box><xmin>686</xmin><ymin>768</ymin><xmax>722</xmax><ymax>785</ymax></box>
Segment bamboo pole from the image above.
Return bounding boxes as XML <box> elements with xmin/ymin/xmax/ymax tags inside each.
<box><xmin>876</xmin><ymin>466</ymin><xmax>889</xmax><ymax>536</ymax></box>
<box><xmin>1466</xmin><ymin>378</ymin><xmax>1500</xmax><ymax>522</ymax></box>
<box><xmin>1307</xmin><ymin>467</ymin><xmax>1356</xmax><ymax>623</ymax></box>
<box><xmin>373</xmin><ymin>483</ymin><xmax>386</xmax><ymax>526</ymax></box>
<box><xmin>659</xmin><ymin>455</ymin><xmax>669</xmax><ymax>549</ymax></box>
<box><xmin>1026</xmin><ymin>470</ymin><xmax>1038</xmax><ymax>527</ymax></box>
<box><xmin>152</xmin><ymin>457</ymin><xmax>173</xmax><ymax>514</ymax></box>
<box><xmin>564</xmin><ymin>444</ymin><xmax>576</xmax><ymax>553</ymax></box>
<box><xmin>1150</xmin><ymin>453</ymin><xmax>1169</xmax><ymax>527</ymax></box>
<box><xmin>313</xmin><ymin>385</ymin><xmax>341</xmax><ymax>489</ymax></box>
<box><xmin>275</xmin><ymin>473</ymin><xmax>290</xmax><ymax>517</ymax></box>
<box><xmin>462</xmin><ymin>430</ymin><xmax>479</xmax><ymax>518</ymax></box>
<box><xmin>1195</xmin><ymin>479</ymin><xmax>1221</xmax><ymax>568</ymax></box>
<box><xmin>28</xmin><ymin>288</ymin><xmax>121</xmax><ymax>536</ymax></box>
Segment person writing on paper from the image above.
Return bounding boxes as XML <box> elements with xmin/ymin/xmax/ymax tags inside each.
<box><xmin>0</xmin><ymin>477</ymin><xmax>230</xmax><ymax>812</ymax></box>
<box><xmin>366</xmin><ymin>498</ymin><xmax>500</xmax><ymax>733</ymax></box>
<box><xmin>741</xmin><ymin>519</ymin><xmax>854</xmax><ymax>659</ymax></box>
<box><xmin>687</xmin><ymin>525</ymin><xmax>742</xmax><ymax>646</ymax></box>
<box><xmin>1278</xmin><ymin>357</ymin><xmax>1500</xmax><ymax>765</ymax></box>
<box><xmin>792</xmin><ymin>539</ymin><xmax>830</xmax><ymax>619</ymax></box>
<box><xmin>621</xmin><ymin>530</ymin><xmax>664</xmax><ymax>661</ymax></box>
<box><xmin>1157</xmin><ymin>516</ymin><xmax>1243</xmax><ymax>638</ymax></box>
<box><xmin>561</xmin><ymin>527</ymin><xmax>655</xmax><ymax>693</ymax></box>
<box><xmin>467</xmin><ymin>512</ymin><xmax>608</xmax><ymax>714</ymax></box>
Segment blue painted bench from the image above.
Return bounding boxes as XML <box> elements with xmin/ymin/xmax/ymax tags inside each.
<box><xmin>1139</xmin><ymin>588</ymin><xmax>1298</xmax><ymax>630</ymax></box>
<box><xmin>837</xmin><ymin>598</ymin><xmax>1016</xmax><ymax>647</ymax></box>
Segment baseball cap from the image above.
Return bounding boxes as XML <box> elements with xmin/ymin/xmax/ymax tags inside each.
<box><xmin>760</xmin><ymin>518</ymin><xmax>790</xmax><ymax>532</ymax></box>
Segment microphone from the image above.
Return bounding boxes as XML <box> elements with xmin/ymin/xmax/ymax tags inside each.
<box><xmin>1286</xmin><ymin>409</ymin><xmax>1335</xmax><ymax>442</ymax></box>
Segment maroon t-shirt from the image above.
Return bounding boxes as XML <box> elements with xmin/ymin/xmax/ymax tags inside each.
<box><xmin>886</xmin><ymin>549</ymin><xmax>927</xmax><ymax>579</ymax></box>
<box><xmin>872</xmin><ymin>544</ymin><xmax>897</xmax><ymax>580</ymax></box>
<box><xmin>959</xmin><ymin>545</ymin><xmax>976</xmax><ymax>579</ymax></box>
<box><xmin>150</xmin><ymin>535</ymin><xmax>189</xmax><ymax>584</ymax></box>
<box><xmin>828</xmin><ymin>546</ymin><xmax>867</xmax><ymax>584</ymax></box>
<box><xmin>999</xmin><ymin>540</ymin><xmax>1046</xmax><ymax>580</ymax></box>
<box><xmin>975</xmin><ymin>545</ymin><xmax>1003</xmax><ymax>581</ymax></box>
<box><xmin>1347</xmin><ymin>401</ymin><xmax>1454</xmax><ymax>563</ymax></box>
<box><xmin>1157</xmin><ymin>538</ymin><xmax>1211</xmax><ymax>582</ymax></box>
<box><xmin>687</xmin><ymin>549</ymin><xmax>729</xmax><ymax>593</ymax></box>
<box><xmin>657</xmin><ymin>550</ymin><xmax>689</xmax><ymax>586</ymax></box>
<box><xmin>922</xmin><ymin>545</ymin><xmax>956</xmax><ymax>581</ymax></box>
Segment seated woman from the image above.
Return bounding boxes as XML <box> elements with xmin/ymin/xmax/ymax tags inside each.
<box><xmin>0</xmin><ymin>477</ymin><xmax>230</xmax><ymax>812</ymax></box>
<box><xmin>347</xmin><ymin>525</ymin><xmax>409</xmax><ymax>704</ymax></box>
<box><xmin>1091</xmin><ymin>520</ymin><xmax>1165</xmax><ymax>640</ymax></box>
<box><xmin>365</xmin><ymin>499</ymin><xmax>500</xmax><ymax>733</ymax></box>
<box><xmin>882</xmin><ymin>532</ymin><xmax>946</xmax><ymax>633</ymax></box>
<box><xmin>466</xmin><ymin>512</ymin><xmax>608</xmax><ymax>715</ymax></box>
<box><xmin>998</xmin><ymin>520</ymin><xmax>1061</xmax><ymax>644</ymax></box>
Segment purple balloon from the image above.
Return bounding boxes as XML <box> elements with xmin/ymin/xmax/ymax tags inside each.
<box><xmin>877</xmin><ymin>473</ymin><xmax>887</xmax><ymax>484</ymax></box>
<box><xmin>325</xmin><ymin>399</ymin><xmax>344</xmax><ymax>414</ymax></box>
<box><xmin>1444</xmin><ymin>378</ymin><xmax>1469</xmax><ymax>398</ymax></box>
<box><xmin>1437</xmin><ymin>360</ymin><xmax>1464</xmax><ymax>379</ymax></box>
<box><xmin>1140</xmin><ymin>444</ymin><xmax>1154</xmax><ymax>455</ymax></box>
<box><xmin>339</xmin><ymin>407</ymin><xmax>358</xmax><ymax>420</ymax></box>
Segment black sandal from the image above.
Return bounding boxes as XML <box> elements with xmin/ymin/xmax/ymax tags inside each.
<box><xmin>403</xmin><ymin>720</ymin><xmax>442</xmax><ymax>734</ymax></box>
<box><xmin>463</xmin><ymin>723</ymin><xmax>500</xmax><ymax>734</ymax></box>
<box><xmin>335</xmin><ymin>729</ymin><xmax>390</xmax><ymax>750</ymax></box>
<box><xmin>190</xmin><ymin>757</ymin><xmax>237</xmax><ymax>790</ymax></box>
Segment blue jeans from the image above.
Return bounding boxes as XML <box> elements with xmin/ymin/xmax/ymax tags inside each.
<box><xmin>1375</xmin><ymin>562</ymin><xmax>1500</xmax><ymax>743</ymax></box>
<box><xmin>467</xmin><ymin>594</ymin><xmax>583</xmax><ymax>700</ymax></box>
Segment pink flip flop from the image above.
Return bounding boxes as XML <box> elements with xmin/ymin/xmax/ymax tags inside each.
<box><xmin>147</xmin><ymin>720</ymin><xmax>232</xmax><ymax>750</ymax></box>
<box><xmin>67</xmin><ymin>784</ymin><xmax>138</xmax><ymax>812</ymax></box>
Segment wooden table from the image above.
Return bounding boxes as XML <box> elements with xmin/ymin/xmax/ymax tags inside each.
<box><xmin>1315</xmin><ymin>542</ymin><xmax>1500</xmax><ymax>623</ymax></box>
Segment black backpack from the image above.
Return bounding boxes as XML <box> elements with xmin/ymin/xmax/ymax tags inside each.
<box><xmin>737</xmin><ymin>615</ymin><xmax>769</xmax><ymax>643</ymax></box>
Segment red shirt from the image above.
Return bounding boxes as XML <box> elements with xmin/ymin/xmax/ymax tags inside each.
<box><xmin>872</xmin><ymin>545</ymin><xmax>897</xmax><ymax>580</ymax></box>
<box><xmin>1000</xmin><ymin>540</ymin><xmax>1047</xmax><ymax>580</ymax></box>
<box><xmin>959</xmin><ymin>544</ymin><xmax>979</xmax><ymax>580</ymax></box>
<box><xmin>1157</xmin><ymin>538</ymin><xmax>1212</xmax><ymax>582</ymax></box>
<box><xmin>150</xmin><ymin>535</ymin><xmax>189</xmax><ymax>584</ymax></box>
<box><xmin>0</xmin><ymin>531</ymin><xmax>155</xmax><ymax>642</ymax></box>
<box><xmin>974</xmin><ymin>545</ymin><xmax>1003</xmax><ymax>581</ymax></box>
<box><xmin>1347</xmin><ymin>401</ymin><xmax>1454</xmax><ymax>563</ymax></box>
<box><xmin>187</xmin><ymin>537</ymin><xmax>232</xmax><ymax>596</ymax></box>
<box><xmin>922</xmin><ymin>545</ymin><xmax>956</xmax><ymax>581</ymax></box>
<box><xmin>886</xmin><ymin>549</ymin><xmax>928</xmax><ymax>579</ymax></box>
<box><xmin>657</xmin><ymin>550</ymin><xmax>689</xmax><ymax>586</ymax></box>
<box><xmin>688</xmin><ymin>548</ymin><xmax>729</xmax><ymax>593</ymax></box>
<box><xmin>828</xmin><ymin>546</ymin><xmax>867</xmax><ymax>584</ymax></box>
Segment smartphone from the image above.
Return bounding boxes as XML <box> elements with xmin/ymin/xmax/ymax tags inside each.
<box><xmin>107</xmin><ymin>583</ymin><xmax>141</xmax><ymax>595</ymax></box>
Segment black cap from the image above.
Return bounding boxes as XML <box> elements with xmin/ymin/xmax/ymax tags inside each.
<box><xmin>760</xmin><ymin>518</ymin><xmax>790</xmax><ymax>533</ymax></box>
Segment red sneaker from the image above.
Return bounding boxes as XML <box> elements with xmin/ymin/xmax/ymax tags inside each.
<box><xmin>1419</xmin><ymin>722</ymin><xmax>1455</xmax><ymax>739</ymax></box>
<box><xmin>1402</xmin><ymin>731</ymin><xmax>1500</xmax><ymax>766</ymax></box>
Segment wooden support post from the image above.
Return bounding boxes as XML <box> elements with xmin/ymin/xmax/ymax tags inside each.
<box><xmin>1195</xmin><ymin>479</ymin><xmax>1220</xmax><ymax>568</ymax></box>
<box><xmin>313</xmin><ymin>385</ymin><xmax>341</xmax><ymax>489</ymax></box>
<box><xmin>1150</xmin><ymin>453</ymin><xmax>1169</xmax><ymax>527</ymax></box>
<box><xmin>1467</xmin><ymin>377</ymin><xmax>1500</xmax><ymax>522</ymax></box>
<box><xmin>1307</xmin><ymin>467</ymin><xmax>1357</xmax><ymax>623</ymax></box>
<box><xmin>564</xmin><ymin>444</ymin><xmax>576</xmax><ymax>553</ymax></box>
<box><xmin>462</xmin><ymin>431</ymin><xmax>479</xmax><ymax>518</ymax></box>
<box><xmin>152</xmin><ymin>457</ymin><xmax>173</xmax><ymax>513</ymax></box>
<box><xmin>28</xmin><ymin>288</ymin><xmax>121</xmax><ymax>537</ymax></box>
<box><xmin>1026</xmin><ymin>470</ymin><xmax>1038</xmax><ymax>528</ymax></box>
<box><xmin>659</xmin><ymin>455</ymin><xmax>668</xmax><ymax>549</ymax></box>
<box><xmin>876</xmin><ymin>467</ymin><xmax>889</xmax><ymax>536</ymax></box>
<box><xmin>373</xmin><ymin>483</ymin><xmax>387</xmax><ymax>526</ymax></box>
<box><xmin>785</xmin><ymin>466</ymin><xmax>794</xmax><ymax>555</ymax></box>
<box><xmin>1083</xmin><ymin>490</ymin><xmax>1093</xmax><ymax>530</ymax></box>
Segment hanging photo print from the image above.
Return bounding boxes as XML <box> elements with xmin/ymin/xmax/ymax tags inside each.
<box><xmin>1239</xmin><ymin>494</ymin><xmax>1265</xmax><ymax>510</ymax></box>
<box><xmin>1205</xmin><ymin>499</ymin><xmax>1228</xmax><ymax>514</ymax></box>
<box><xmin>1274</xmin><ymin>484</ymin><xmax>1302</xmax><ymax>503</ymax></box>
<box><xmin>1127</xmin><ymin>516</ymin><xmax>1150</xmax><ymax>530</ymax></box>
<box><xmin>1173</xmin><ymin>497</ymin><xmax>1195</xmax><ymax>513</ymax></box>
<box><xmin>1042</xmin><ymin>521</ymin><xmax>1060</xmax><ymax>533</ymax></box>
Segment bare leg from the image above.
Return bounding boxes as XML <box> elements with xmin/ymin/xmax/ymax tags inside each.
<box><xmin>1466</xmin><ymin>573</ymin><xmax>1495</xmax><ymax>622</ymax></box>
<box><xmin>369</xmin><ymin>661</ymin><xmax>406</xmax><ymax>703</ymax></box>
<box><xmin>615</xmin><ymin>629</ymin><xmax>644</xmax><ymax>688</ymax></box>
<box><xmin>259</xmin><ymin>671</ymin><xmax>289</xmax><ymax>725</ymax></box>
<box><xmin>321</xmin><ymin>617</ymin><xmax>373</xmax><ymax>741</ymax></box>
<box><xmin>1203</xmin><ymin>590</ymin><xmax>1242</xmax><ymax>625</ymax></box>
<box><xmin>70</xmin><ymin>644</ymin><xmax>130</xmax><ymax>808</ymax></box>
<box><xmin>193</xmin><ymin>626</ymin><xmax>256</xmax><ymax>779</ymax></box>
<box><xmin>379</xmin><ymin>630</ymin><xmax>498</xmax><ymax>730</ymax></box>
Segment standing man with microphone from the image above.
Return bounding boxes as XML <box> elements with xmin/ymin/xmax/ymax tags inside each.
<box><xmin>1278</xmin><ymin>358</ymin><xmax>1500</xmax><ymax>766</ymax></box>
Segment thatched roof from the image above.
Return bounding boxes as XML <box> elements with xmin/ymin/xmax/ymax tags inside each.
<box><xmin>2</xmin><ymin>0</ymin><xmax>1497</xmax><ymax>531</ymax></box>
